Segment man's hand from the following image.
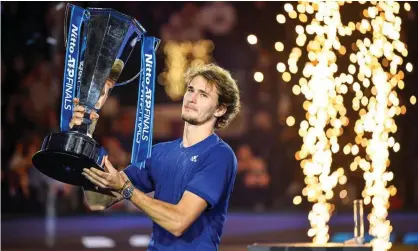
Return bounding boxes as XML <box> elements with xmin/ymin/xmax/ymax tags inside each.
<box><xmin>69</xmin><ymin>98</ymin><xmax>99</xmax><ymax>128</ymax></box>
<box><xmin>81</xmin><ymin>156</ymin><xmax>127</xmax><ymax>210</ymax></box>
<box><xmin>82</xmin><ymin>156</ymin><xmax>128</xmax><ymax>193</ymax></box>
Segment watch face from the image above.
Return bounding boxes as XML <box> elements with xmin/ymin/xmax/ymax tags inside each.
<box><xmin>123</xmin><ymin>186</ymin><xmax>133</xmax><ymax>199</ymax></box>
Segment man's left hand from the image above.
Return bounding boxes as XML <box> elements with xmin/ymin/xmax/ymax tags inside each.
<box><xmin>82</xmin><ymin>156</ymin><xmax>127</xmax><ymax>192</ymax></box>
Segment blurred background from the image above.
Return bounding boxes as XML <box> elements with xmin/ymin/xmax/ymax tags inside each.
<box><xmin>1</xmin><ymin>1</ymin><xmax>418</xmax><ymax>251</ymax></box>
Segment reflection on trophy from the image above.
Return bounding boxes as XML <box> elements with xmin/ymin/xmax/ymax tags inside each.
<box><xmin>32</xmin><ymin>4</ymin><xmax>159</xmax><ymax>186</ymax></box>
<box><xmin>95</xmin><ymin>59</ymin><xmax>124</xmax><ymax>110</ymax></box>
<box><xmin>88</xmin><ymin>60</ymin><xmax>124</xmax><ymax>136</ymax></box>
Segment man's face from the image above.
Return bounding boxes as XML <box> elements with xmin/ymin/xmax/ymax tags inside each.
<box><xmin>181</xmin><ymin>75</ymin><xmax>222</xmax><ymax>126</ymax></box>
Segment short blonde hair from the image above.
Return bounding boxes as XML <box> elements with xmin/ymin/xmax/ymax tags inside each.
<box><xmin>184</xmin><ymin>63</ymin><xmax>241</xmax><ymax>129</ymax></box>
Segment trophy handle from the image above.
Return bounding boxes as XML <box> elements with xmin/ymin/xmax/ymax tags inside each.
<box><xmin>64</xmin><ymin>3</ymin><xmax>72</xmax><ymax>49</ymax></box>
<box><xmin>114</xmin><ymin>70</ymin><xmax>142</xmax><ymax>87</ymax></box>
<box><xmin>114</xmin><ymin>31</ymin><xmax>141</xmax><ymax>87</ymax></box>
<box><xmin>114</xmin><ymin>37</ymin><xmax>160</xmax><ymax>87</ymax></box>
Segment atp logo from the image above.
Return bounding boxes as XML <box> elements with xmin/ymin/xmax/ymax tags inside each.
<box><xmin>190</xmin><ymin>155</ymin><xmax>198</xmax><ymax>162</ymax></box>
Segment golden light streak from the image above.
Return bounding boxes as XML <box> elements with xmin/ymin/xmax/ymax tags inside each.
<box><xmin>350</xmin><ymin>2</ymin><xmax>407</xmax><ymax>250</ymax></box>
<box><xmin>277</xmin><ymin>1</ymin><xmax>410</xmax><ymax>249</ymax></box>
<box><xmin>286</xmin><ymin>1</ymin><xmax>347</xmax><ymax>244</ymax></box>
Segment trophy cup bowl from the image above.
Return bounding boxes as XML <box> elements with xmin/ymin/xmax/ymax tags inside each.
<box><xmin>32</xmin><ymin>5</ymin><xmax>147</xmax><ymax>186</ymax></box>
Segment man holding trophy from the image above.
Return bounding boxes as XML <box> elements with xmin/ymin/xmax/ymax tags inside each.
<box><xmin>32</xmin><ymin>4</ymin><xmax>241</xmax><ymax>251</ymax></box>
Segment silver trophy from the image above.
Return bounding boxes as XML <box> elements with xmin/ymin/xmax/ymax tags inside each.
<box><xmin>32</xmin><ymin>4</ymin><xmax>159</xmax><ymax>186</ymax></box>
<box><xmin>353</xmin><ymin>199</ymin><xmax>365</xmax><ymax>244</ymax></box>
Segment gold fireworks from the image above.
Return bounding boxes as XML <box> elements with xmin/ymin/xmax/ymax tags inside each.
<box><xmin>275</xmin><ymin>1</ymin><xmax>411</xmax><ymax>250</ymax></box>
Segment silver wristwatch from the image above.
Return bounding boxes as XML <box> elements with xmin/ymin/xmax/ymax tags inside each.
<box><xmin>121</xmin><ymin>183</ymin><xmax>134</xmax><ymax>200</ymax></box>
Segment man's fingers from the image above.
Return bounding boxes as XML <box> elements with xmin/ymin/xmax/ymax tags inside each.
<box><xmin>82</xmin><ymin>172</ymin><xmax>107</xmax><ymax>188</ymax></box>
<box><xmin>69</xmin><ymin>118</ymin><xmax>83</xmax><ymax>128</ymax></box>
<box><xmin>89</xmin><ymin>167</ymin><xmax>107</xmax><ymax>177</ymax></box>
<box><xmin>103</xmin><ymin>156</ymin><xmax>116</xmax><ymax>173</ymax></box>
<box><xmin>88</xmin><ymin>168</ymin><xmax>114</xmax><ymax>185</ymax></box>
<box><xmin>83</xmin><ymin>168</ymin><xmax>109</xmax><ymax>186</ymax></box>
<box><xmin>90</xmin><ymin>112</ymin><xmax>99</xmax><ymax>120</ymax></box>
<box><xmin>73</xmin><ymin>98</ymin><xmax>79</xmax><ymax>105</ymax></box>
<box><xmin>74</xmin><ymin>111</ymin><xmax>85</xmax><ymax>119</ymax></box>
<box><xmin>74</xmin><ymin>106</ymin><xmax>85</xmax><ymax>112</ymax></box>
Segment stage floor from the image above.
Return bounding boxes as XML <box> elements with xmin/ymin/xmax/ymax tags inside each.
<box><xmin>2</xmin><ymin>212</ymin><xmax>418</xmax><ymax>250</ymax></box>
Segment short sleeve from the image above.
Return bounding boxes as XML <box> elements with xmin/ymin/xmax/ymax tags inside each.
<box><xmin>186</xmin><ymin>145</ymin><xmax>237</xmax><ymax>209</ymax></box>
<box><xmin>123</xmin><ymin>159</ymin><xmax>154</xmax><ymax>193</ymax></box>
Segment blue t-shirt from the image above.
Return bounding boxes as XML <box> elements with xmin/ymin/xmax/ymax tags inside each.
<box><xmin>124</xmin><ymin>133</ymin><xmax>237</xmax><ymax>251</ymax></box>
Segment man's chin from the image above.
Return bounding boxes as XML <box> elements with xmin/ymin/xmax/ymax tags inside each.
<box><xmin>181</xmin><ymin>114</ymin><xmax>199</xmax><ymax>125</ymax></box>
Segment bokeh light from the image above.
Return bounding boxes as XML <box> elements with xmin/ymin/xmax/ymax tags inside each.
<box><xmin>254</xmin><ymin>72</ymin><xmax>264</xmax><ymax>82</ymax></box>
<box><xmin>247</xmin><ymin>34</ymin><xmax>258</xmax><ymax>45</ymax></box>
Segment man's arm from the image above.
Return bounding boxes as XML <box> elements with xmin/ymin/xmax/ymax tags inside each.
<box><xmin>84</xmin><ymin>145</ymin><xmax>236</xmax><ymax>237</ymax></box>
<box><xmin>126</xmin><ymin>144</ymin><xmax>237</xmax><ymax>236</ymax></box>
<box><xmin>83</xmin><ymin>159</ymin><xmax>208</xmax><ymax>237</ymax></box>
<box><xmin>129</xmin><ymin>187</ymin><xmax>207</xmax><ymax>237</ymax></box>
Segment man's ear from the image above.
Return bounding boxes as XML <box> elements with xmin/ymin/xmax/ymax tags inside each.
<box><xmin>214</xmin><ymin>104</ymin><xmax>227</xmax><ymax>118</ymax></box>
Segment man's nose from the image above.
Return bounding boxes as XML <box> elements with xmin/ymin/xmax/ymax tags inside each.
<box><xmin>190</xmin><ymin>92</ymin><xmax>198</xmax><ymax>103</ymax></box>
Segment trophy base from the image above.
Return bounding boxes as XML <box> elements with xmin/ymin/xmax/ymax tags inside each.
<box><xmin>32</xmin><ymin>132</ymin><xmax>107</xmax><ymax>186</ymax></box>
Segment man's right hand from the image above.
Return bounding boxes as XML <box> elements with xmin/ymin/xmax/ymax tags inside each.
<box><xmin>69</xmin><ymin>98</ymin><xmax>99</xmax><ymax>129</ymax></box>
